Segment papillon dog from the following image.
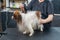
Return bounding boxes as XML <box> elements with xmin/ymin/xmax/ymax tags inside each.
<box><xmin>12</xmin><ymin>10</ymin><xmax>43</xmax><ymax>36</ymax></box>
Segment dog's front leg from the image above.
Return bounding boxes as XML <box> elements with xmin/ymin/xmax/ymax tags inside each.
<box><xmin>40</xmin><ymin>24</ymin><xmax>44</xmax><ymax>32</ymax></box>
<box><xmin>28</xmin><ymin>24</ymin><xmax>34</xmax><ymax>36</ymax></box>
<box><xmin>38</xmin><ymin>24</ymin><xmax>43</xmax><ymax>32</ymax></box>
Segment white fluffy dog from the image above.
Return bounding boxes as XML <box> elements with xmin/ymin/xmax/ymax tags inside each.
<box><xmin>12</xmin><ymin>10</ymin><xmax>43</xmax><ymax>36</ymax></box>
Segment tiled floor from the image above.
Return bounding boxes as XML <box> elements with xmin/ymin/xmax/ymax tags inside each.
<box><xmin>0</xmin><ymin>27</ymin><xmax>60</xmax><ymax>40</ymax></box>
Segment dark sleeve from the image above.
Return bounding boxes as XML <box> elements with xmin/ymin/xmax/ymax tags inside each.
<box><xmin>47</xmin><ymin>1</ymin><xmax>54</xmax><ymax>15</ymax></box>
<box><xmin>24</xmin><ymin>0</ymin><xmax>35</xmax><ymax>10</ymax></box>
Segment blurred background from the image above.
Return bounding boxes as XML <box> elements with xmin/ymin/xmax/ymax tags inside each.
<box><xmin>0</xmin><ymin>0</ymin><xmax>60</xmax><ymax>28</ymax></box>
<box><xmin>0</xmin><ymin>0</ymin><xmax>60</xmax><ymax>40</ymax></box>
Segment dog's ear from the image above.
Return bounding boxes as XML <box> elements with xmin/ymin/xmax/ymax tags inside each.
<box><xmin>36</xmin><ymin>11</ymin><xmax>41</xmax><ymax>19</ymax></box>
<box><xmin>18</xmin><ymin>14</ymin><xmax>22</xmax><ymax>23</ymax></box>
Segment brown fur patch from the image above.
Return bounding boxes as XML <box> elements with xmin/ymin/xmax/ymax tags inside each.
<box><xmin>13</xmin><ymin>10</ymin><xmax>22</xmax><ymax>23</ymax></box>
<box><xmin>36</xmin><ymin>11</ymin><xmax>41</xmax><ymax>19</ymax></box>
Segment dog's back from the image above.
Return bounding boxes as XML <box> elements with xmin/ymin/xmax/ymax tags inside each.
<box><xmin>23</xmin><ymin>11</ymin><xmax>41</xmax><ymax>30</ymax></box>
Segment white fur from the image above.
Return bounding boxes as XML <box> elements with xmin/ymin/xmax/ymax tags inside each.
<box><xmin>17</xmin><ymin>11</ymin><xmax>44</xmax><ymax>36</ymax></box>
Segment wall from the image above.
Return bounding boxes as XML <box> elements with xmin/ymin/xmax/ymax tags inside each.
<box><xmin>53</xmin><ymin>0</ymin><xmax>60</xmax><ymax>14</ymax></box>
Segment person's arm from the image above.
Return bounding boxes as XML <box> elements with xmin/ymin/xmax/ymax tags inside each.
<box><xmin>20</xmin><ymin>0</ymin><xmax>35</xmax><ymax>11</ymax></box>
<box><xmin>40</xmin><ymin>1</ymin><xmax>54</xmax><ymax>24</ymax></box>
<box><xmin>40</xmin><ymin>15</ymin><xmax>53</xmax><ymax>24</ymax></box>
<box><xmin>25</xmin><ymin>0</ymin><xmax>36</xmax><ymax>10</ymax></box>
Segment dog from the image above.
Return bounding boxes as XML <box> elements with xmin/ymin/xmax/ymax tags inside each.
<box><xmin>12</xmin><ymin>10</ymin><xmax>43</xmax><ymax>36</ymax></box>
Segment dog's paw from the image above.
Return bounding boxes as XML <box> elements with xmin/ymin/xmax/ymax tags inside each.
<box><xmin>41</xmin><ymin>29</ymin><xmax>43</xmax><ymax>32</ymax></box>
<box><xmin>23</xmin><ymin>31</ymin><xmax>26</xmax><ymax>34</ymax></box>
<box><xmin>29</xmin><ymin>32</ymin><xmax>34</xmax><ymax>37</ymax></box>
<box><xmin>29</xmin><ymin>33</ymin><xmax>33</xmax><ymax>37</ymax></box>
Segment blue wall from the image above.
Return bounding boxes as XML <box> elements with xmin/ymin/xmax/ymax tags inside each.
<box><xmin>53</xmin><ymin>0</ymin><xmax>60</xmax><ymax>14</ymax></box>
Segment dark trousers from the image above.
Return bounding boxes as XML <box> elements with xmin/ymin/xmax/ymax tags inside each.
<box><xmin>43</xmin><ymin>23</ymin><xmax>51</xmax><ymax>31</ymax></box>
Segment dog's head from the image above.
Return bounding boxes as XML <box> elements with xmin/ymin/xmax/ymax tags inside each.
<box><xmin>12</xmin><ymin>10</ymin><xmax>22</xmax><ymax>23</ymax></box>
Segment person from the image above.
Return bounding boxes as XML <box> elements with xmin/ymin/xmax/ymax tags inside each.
<box><xmin>19</xmin><ymin>0</ymin><xmax>54</xmax><ymax>31</ymax></box>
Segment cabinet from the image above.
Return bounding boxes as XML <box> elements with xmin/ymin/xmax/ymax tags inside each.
<box><xmin>0</xmin><ymin>12</ymin><xmax>2</xmax><ymax>32</ymax></box>
<box><xmin>0</xmin><ymin>12</ymin><xmax>7</xmax><ymax>32</ymax></box>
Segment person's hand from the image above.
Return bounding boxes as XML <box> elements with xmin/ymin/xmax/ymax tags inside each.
<box><xmin>19</xmin><ymin>3</ymin><xmax>25</xmax><ymax>12</ymax></box>
<box><xmin>20</xmin><ymin>3</ymin><xmax>24</xmax><ymax>8</ymax></box>
<box><xmin>39</xmin><ymin>15</ymin><xmax>54</xmax><ymax>24</ymax></box>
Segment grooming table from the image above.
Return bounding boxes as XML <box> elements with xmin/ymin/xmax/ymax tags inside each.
<box><xmin>0</xmin><ymin>27</ymin><xmax>60</xmax><ymax>40</ymax></box>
